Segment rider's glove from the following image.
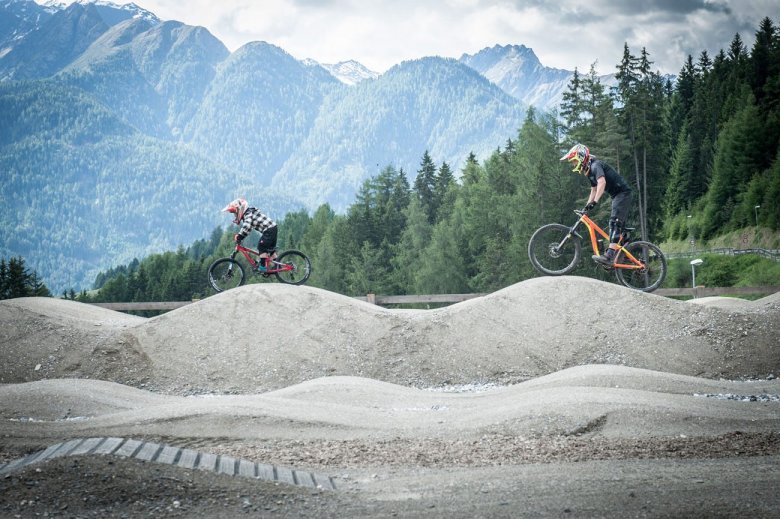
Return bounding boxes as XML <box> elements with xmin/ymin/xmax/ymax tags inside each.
<box><xmin>234</xmin><ymin>234</ymin><xmax>243</xmax><ymax>243</ymax></box>
<box><xmin>584</xmin><ymin>200</ymin><xmax>597</xmax><ymax>212</ymax></box>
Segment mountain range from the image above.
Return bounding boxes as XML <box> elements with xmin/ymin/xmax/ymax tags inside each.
<box><xmin>1</xmin><ymin>0</ymin><xmax>604</xmax><ymax>292</ymax></box>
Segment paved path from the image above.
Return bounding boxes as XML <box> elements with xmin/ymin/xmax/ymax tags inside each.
<box><xmin>0</xmin><ymin>437</ymin><xmax>336</xmax><ymax>491</ymax></box>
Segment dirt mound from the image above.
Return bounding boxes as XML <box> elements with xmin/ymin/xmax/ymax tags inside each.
<box><xmin>3</xmin><ymin>365</ymin><xmax>779</xmax><ymax>444</ymax></box>
<box><xmin>0</xmin><ymin>296</ymin><xmax>150</xmax><ymax>386</ymax></box>
<box><xmin>2</xmin><ymin>279</ymin><xmax>780</xmax><ymax>518</ymax></box>
<box><xmin>2</xmin><ymin>277</ymin><xmax>779</xmax><ymax>393</ymax></box>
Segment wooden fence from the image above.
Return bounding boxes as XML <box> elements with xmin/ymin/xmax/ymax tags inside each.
<box><xmin>90</xmin><ymin>286</ymin><xmax>780</xmax><ymax>312</ymax></box>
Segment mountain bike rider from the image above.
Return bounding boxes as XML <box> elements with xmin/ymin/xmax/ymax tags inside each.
<box><xmin>560</xmin><ymin>144</ymin><xmax>632</xmax><ymax>265</ymax></box>
<box><xmin>222</xmin><ymin>198</ymin><xmax>278</xmax><ymax>270</ymax></box>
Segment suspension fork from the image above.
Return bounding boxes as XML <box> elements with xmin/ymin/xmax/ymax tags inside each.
<box><xmin>557</xmin><ymin>219</ymin><xmax>584</xmax><ymax>250</ymax></box>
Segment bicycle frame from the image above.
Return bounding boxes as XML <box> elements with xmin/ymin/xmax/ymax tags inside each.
<box><xmin>567</xmin><ymin>212</ymin><xmax>645</xmax><ymax>271</ymax></box>
<box><xmin>231</xmin><ymin>244</ymin><xmax>291</xmax><ymax>273</ymax></box>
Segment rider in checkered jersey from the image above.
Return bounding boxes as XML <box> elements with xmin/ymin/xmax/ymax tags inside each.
<box><xmin>222</xmin><ymin>198</ymin><xmax>278</xmax><ymax>268</ymax></box>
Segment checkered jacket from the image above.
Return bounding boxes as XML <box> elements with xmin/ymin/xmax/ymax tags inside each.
<box><xmin>237</xmin><ymin>207</ymin><xmax>276</xmax><ymax>240</ymax></box>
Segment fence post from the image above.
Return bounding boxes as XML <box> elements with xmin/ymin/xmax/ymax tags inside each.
<box><xmin>366</xmin><ymin>293</ymin><xmax>376</xmax><ymax>305</ymax></box>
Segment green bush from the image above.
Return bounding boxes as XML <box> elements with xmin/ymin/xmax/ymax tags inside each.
<box><xmin>739</xmin><ymin>257</ymin><xmax>780</xmax><ymax>286</ymax></box>
<box><xmin>666</xmin><ymin>253</ymin><xmax>780</xmax><ymax>289</ymax></box>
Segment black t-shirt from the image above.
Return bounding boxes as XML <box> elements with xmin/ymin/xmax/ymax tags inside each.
<box><xmin>586</xmin><ymin>159</ymin><xmax>631</xmax><ymax>197</ymax></box>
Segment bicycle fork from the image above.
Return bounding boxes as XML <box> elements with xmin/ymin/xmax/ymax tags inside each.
<box><xmin>226</xmin><ymin>251</ymin><xmax>239</xmax><ymax>275</ymax></box>
<box><xmin>558</xmin><ymin>223</ymin><xmax>584</xmax><ymax>253</ymax></box>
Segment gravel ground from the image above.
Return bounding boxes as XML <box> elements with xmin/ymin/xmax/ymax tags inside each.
<box><xmin>1</xmin><ymin>277</ymin><xmax>779</xmax><ymax>517</ymax></box>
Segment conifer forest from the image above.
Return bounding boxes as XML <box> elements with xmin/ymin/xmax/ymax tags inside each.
<box><xmin>4</xmin><ymin>18</ymin><xmax>780</xmax><ymax>304</ymax></box>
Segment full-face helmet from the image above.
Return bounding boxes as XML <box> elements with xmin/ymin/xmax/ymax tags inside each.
<box><xmin>560</xmin><ymin>144</ymin><xmax>590</xmax><ymax>174</ymax></box>
<box><xmin>222</xmin><ymin>198</ymin><xmax>248</xmax><ymax>225</ymax></box>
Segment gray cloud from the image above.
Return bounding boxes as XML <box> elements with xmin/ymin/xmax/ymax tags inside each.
<box><xmin>605</xmin><ymin>0</ymin><xmax>732</xmax><ymax>15</ymax></box>
<box><xmin>73</xmin><ymin>0</ymin><xmax>778</xmax><ymax>75</ymax></box>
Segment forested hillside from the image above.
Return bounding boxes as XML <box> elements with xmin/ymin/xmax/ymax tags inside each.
<box><xmin>0</xmin><ymin>0</ymin><xmax>533</xmax><ymax>293</ymax></box>
<box><xmin>0</xmin><ymin>79</ymin><xmax>241</xmax><ymax>290</ymax></box>
<box><xmin>77</xmin><ymin>17</ymin><xmax>780</xmax><ymax>304</ymax></box>
<box><xmin>272</xmin><ymin>57</ymin><xmax>525</xmax><ymax>209</ymax></box>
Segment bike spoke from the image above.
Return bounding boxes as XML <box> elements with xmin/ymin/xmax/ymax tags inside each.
<box><xmin>207</xmin><ymin>258</ymin><xmax>245</xmax><ymax>292</ymax></box>
<box><xmin>274</xmin><ymin>250</ymin><xmax>311</xmax><ymax>285</ymax></box>
<box><xmin>615</xmin><ymin>241</ymin><xmax>667</xmax><ymax>292</ymax></box>
<box><xmin>528</xmin><ymin>224</ymin><xmax>581</xmax><ymax>276</ymax></box>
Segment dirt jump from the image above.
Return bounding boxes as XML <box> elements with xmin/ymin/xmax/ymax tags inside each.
<box><xmin>1</xmin><ymin>276</ymin><xmax>779</xmax><ymax>517</ymax></box>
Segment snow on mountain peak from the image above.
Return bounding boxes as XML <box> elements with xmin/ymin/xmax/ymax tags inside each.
<box><xmin>40</xmin><ymin>0</ymin><xmax>159</xmax><ymax>23</ymax></box>
<box><xmin>320</xmin><ymin>59</ymin><xmax>379</xmax><ymax>85</ymax></box>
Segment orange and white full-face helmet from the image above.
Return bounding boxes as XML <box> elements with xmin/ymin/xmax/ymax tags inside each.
<box><xmin>560</xmin><ymin>144</ymin><xmax>590</xmax><ymax>174</ymax></box>
<box><xmin>222</xmin><ymin>198</ymin><xmax>248</xmax><ymax>225</ymax></box>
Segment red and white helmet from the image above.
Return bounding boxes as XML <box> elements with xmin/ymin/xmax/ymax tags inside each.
<box><xmin>560</xmin><ymin>143</ymin><xmax>590</xmax><ymax>174</ymax></box>
<box><xmin>222</xmin><ymin>197</ymin><xmax>248</xmax><ymax>224</ymax></box>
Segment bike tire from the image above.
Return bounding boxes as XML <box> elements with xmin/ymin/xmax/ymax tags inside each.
<box><xmin>614</xmin><ymin>241</ymin><xmax>667</xmax><ymax>292</ymax></box>
<box><xmin>208</xmin><ymin>258</ymin><xmax>246</xmax><ymax>292</ymax></box>
<box><xmin>273</xmin><ymin>250</ymin><xmax>312</xmax><ymax>285</ymax></box>
<box><xmin>528</xmin><ymin>223</ymin><xmax>582</xmax><ymax>276</ymax></box>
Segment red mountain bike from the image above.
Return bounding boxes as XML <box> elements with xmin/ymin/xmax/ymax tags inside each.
<box><xmin>528</xmin><ymin>209</ymin><xmax>667</xmax><ymax>292</ymax></box>
<box><xmin>208</xmin><ymin>243</ymin><xmax>311</xmax><ymax>292</ymax></box>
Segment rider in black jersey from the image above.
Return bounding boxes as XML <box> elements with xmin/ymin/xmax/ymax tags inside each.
<box><xmin>561</xmin><ymin>144</ymin><xmax>632</xmax><ymax>265</ymax></box>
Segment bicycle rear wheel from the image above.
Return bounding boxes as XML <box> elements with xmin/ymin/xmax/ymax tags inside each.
<box><xmin>528</xmin><ymin>224</ymin><xmax>582</xmax><ymax>275</ymax></box>
<box><xmin>208</xmin><ymin>258</ymin><xmax>245</xmax><ymax>292</ymax></box>
<box><xmin>273</xmin><ymin>250</ymin><xmax>311</xmax><ymax>285</ymax></box>
<box><xmin>614</xmin><ymin>241</ymin><xmax>667</xmax><ymax>292</ymax></box>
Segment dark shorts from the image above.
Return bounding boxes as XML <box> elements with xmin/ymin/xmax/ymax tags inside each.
<box><xmin>257</xmin><ymin>225</ymin><xmax>278</xmax><ymax>253</ymax></box>
<box><xmin>610</xmin><ymin>191</ymin><xmax>632</xmax><ymax>224</ymax></box>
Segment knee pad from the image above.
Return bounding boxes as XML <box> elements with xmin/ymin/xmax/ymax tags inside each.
<box><xmin>609</xmin><ymin>218</ymin><xmax>624</xmax><ymax>242</ymax></box>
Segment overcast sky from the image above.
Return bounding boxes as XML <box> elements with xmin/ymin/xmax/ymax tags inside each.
<box><xmin>71</xmin><ymin>1</ymin><xmax>780</xmax><ymax>75</ymax></box>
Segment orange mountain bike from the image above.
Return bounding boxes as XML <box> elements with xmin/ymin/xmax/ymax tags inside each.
<box><xmin>528</xmin><ymin>209</ymin><xmax>667</xmax><ymax>292</ymax></box>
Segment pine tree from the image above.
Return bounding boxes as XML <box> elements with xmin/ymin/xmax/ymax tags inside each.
<box><xmin>413</xmin><ymin>151</ymin><xmax>438</xmax><ymax>224</ymax></box>
<box><xmin>301</xmin><ymin>204</ymin><xmax>336</xmax><ymax>262</ymax></box>
<box><xmin>5</xmin><ymin>257</ymin><xmax>30</xmax><ymax>298</ymax></box>
<box><xmin>702</xmin><ymin>91</ymin><xmax>764</xmax><ymax>237</ymax></box>
<box><xmin>346</xmin><ymin>241</ymin><xmax>388</xmax><ymax>296</ymax></box>
<box><xmin>748</xmin><ymin>17</ymin><xmax>780</xmax><ymax>171</ymax></box>
<box><xmin>311</xmin><ymin>217</ymin><xmax>350</xmax><ymax>294</ymax></box>
<box><xmin>663</xmin><ymin>122</ymin><xmax>694</xmax><ymax>229</ymax></box>
<box><xmin>29</xmin><ymin>271</ymin><xmax>51</xmax><ymax>297</ymax></box>
<box><xmin>461</xmin><ymin>152</ymin><xmax>483</xmax><ymax>186</ymax></box>
<box><xmin>560</xmin><ymin>67</ymin><xmax>584</xmax><ymax>131</ymax></box>
<box><xmin>415</xmin><ymin>221</ymin><xmax>469</xmax><ymax>294</ymax></box>
<box><xmin>434</xmin><ymin>161</ymin><xmax>456</xmax><ymax>221</ymax></box>
<box><xmin>392</xmin><ymin>198</ymin><xmax>433</xmax><ymax>293</ymax></box>
<box><xmin>0</xmin><ymin>259</ymin><xmax>7</xmax><ymax>299</ymax></box>
<box><xmin>614</xmin><ymin>45</ymin><xmax>670</xmax><ymax>240</ymax></box>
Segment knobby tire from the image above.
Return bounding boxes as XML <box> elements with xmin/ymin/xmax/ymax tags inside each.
<box><xmin>208</xmin><ymin>258</ymin><xmax>245</xmax><ymax>292</ymax></box>
<box><xmin>528</xmin><ymin>223</ymin><xmax>582</xmax><ymax>276</ymax></box>
<box><xmin>614</xmin><ymin>241</ymin><xmax>667</xmax><ymax>292</ymax></box>
<box><xmin>274</xmin><ymin>250</ymin><xmax>312</xmax><ymax>285</ymax></box>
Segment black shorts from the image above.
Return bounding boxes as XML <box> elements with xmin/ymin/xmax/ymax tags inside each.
<box><xmin>257</xmin><ymin>225</ymin><xmax>278</xmax><ymax>253</ymax></box>
<box><xmin>610</xmin><ymin>191</ymin><xmax>632</xmax><ymax>223</ymax></box>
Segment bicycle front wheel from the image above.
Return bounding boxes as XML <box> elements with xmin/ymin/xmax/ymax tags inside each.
<box><xmin>274</xmin><ymin>250</ymin><xmax>311</xmax><ymax>285</ymax></box>
<box><xmin>528</xmin><ymin>224</ymin><xmax>582</xmax><ymax>275</ymax></box>
<box><xmin>208</xmin><ymin>258</ymin><xmax>245</xmax><ymax>292</ymax></box>
<box><xmin>614</xmin><ymin>241</ymin><xmax>667</xmax><ymax>292</ymax></box>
